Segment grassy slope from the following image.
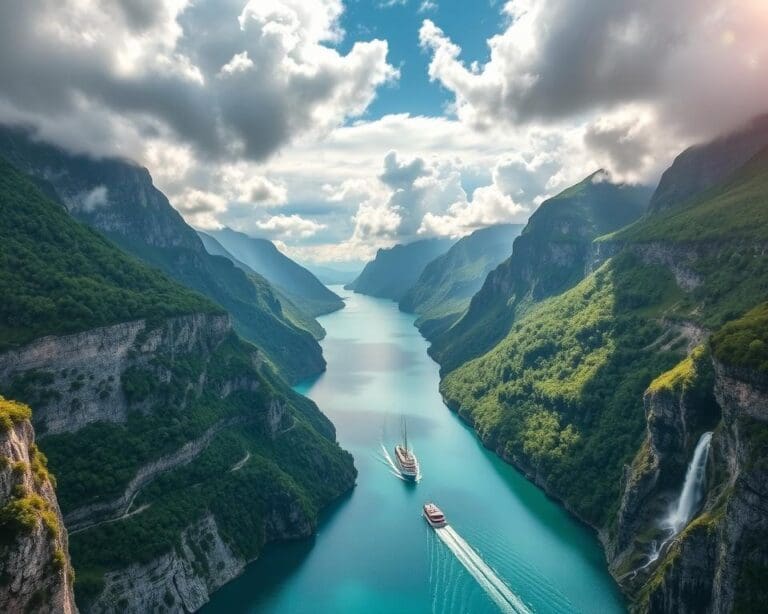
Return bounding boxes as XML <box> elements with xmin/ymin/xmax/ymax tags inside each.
<box><xmin>0</xmin><ymin>158</ymin><xmax>216</xmax><ymax>350</ymax></box>
<box><xmin>399</xmin><ymin>224</ymin><xmax>523</xmax><ymax>339</ymax></box>
<box><xmin>442</xmin><ymin>152</ymin><xmax>768</xmax><ymax>527</ymax></box>
<box><xmin>431</xmin><ymin>174</ymin><xmax>651</xmax><ymax>373</ymax></box>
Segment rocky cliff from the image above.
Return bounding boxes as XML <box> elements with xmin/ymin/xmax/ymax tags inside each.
<box><xmin>5</xmin><ymin>311</ymin><xmax>356</xmax><ymax>612</ymax></box>
<box><xmin>0</xmin><ymin>397</ymin><xmax>77</xmax><ymax>613</ymax></box>
<box><xmin>611</xmin><ymin>353</ymin><xmax>768</xmax><ymax>613</ymax></box>
<box><xmin>0</xmin><ymin>313</ymin><xmax>231</xmax><ymax>435</ymax></box>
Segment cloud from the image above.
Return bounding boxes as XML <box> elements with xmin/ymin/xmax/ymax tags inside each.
<box><xmin>420</xmin><ymin>0</ymin><xmax>768</xmax><ymax>140</ymax></box>
<box><xmin>255</xmin><ymin>214</ymin><xmax>326</xmax><ymax>239</ymax></box>
<box><xmin>0</xmin><ymin>0</ymin><xmax>397</xmax><ymax>162</ymax></box>
<box><xmin>418</xmin><ymin>1</ymin><xmax>438</xmax><ymax>14</ymax></box>
<box><xmin>66</xmin><ymin>185</ymin><xmax>110</xmax><ymax>212</ymax></box>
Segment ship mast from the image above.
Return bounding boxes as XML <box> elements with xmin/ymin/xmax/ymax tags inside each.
<box><xmin>403</xmin><ymin>416</ymin><xmax>408</xmax><ymax>452</ymax></box>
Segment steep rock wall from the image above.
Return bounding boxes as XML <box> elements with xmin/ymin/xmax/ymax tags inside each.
<box><xmin>0</xmin><ymin>313</ymin><xmax>231</xmax><ymax>435</ymax></box>
<box><xmin>0</xmin><ymin>408</ymin><xmax>77</xmax><ymax>613</ymax></box>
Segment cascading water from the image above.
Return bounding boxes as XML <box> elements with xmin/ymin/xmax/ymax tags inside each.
<box><xmin>628</xmin><ymin>431</ymin><xmax>715</xmax><ymax>579</ymax></box>
<box><xmin>665</xmin><ymin>431</ymin><xmax>713</xmax><ymax>534</ymax></box>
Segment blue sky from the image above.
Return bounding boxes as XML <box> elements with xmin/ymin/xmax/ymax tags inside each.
<box><xmin>337</xmin><ymin>0</ymin><xmax>505</xmax><ymax>119</ymax></box>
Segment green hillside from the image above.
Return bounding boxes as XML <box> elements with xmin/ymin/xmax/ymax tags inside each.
<box><xmin>441</xmin><ymin>150</ymin><xmax>768</xmax><ymax>527</ymax></box>
<box><xmin>0</xmin><ymin>157</ymin><xmax>216</xmax><ymax>350</ymax></box>
<box><xmin>431</xmin><ymin>173</ymin><xmax>651</xmax><ymax>373</ymax></box>
<box><xmin>614</xmin><ymin>146</ymin><xmax>768</xmax><ymax>244</ymax></box>
<box><xmin>198</xmin><ymin>231</ymin><xmax>326</xmax><ymax>340</ymax></box>
<box><xmin>346</xmin><ymin>237</ymin><xmax>455</xmax><ymax>301</ymax></box>
<box><xmin>0</xmin><ymin>126</ymin><xmax>324</xmax><ymax>383</ymax></box>
<box><xmin>399</xmin><ymin>224</ymin><xmax>523</xmax><ymax>339</ymax></box>
<box><xmin>209</xmin><ymin>228</ymin><xmax>343</xmax><ymax>317</ymax></box>
<box><xmin>41</xmin><ymin>333</ymin><xmax>355</xmax><ymax>608</ymax></box>
<box><xmin>0</xmin><ymin>150</ymin><xmax>355</xmax><ymax>610</ymax></box>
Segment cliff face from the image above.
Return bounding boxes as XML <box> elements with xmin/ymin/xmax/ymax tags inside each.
<box><xmin>0</xmin><ymin>313</ymin><xmax>230</xmax><ymax>435</ymax></box>
<box><xmin>399</xmin><ymin>224</ymin><xmax>524</xmax><ymax>340</ymax></box>
<box><xmin>0</xmin><ymin>399</ymin><xmax>77</xmax><ymax>613</ymax></box>
<box><xmin>649</xmin><ymin>114</ymin><xmax>768</xmax><ymax>213</ymax></box>
<box><xmin>609</xmin><ymin>355</ymin><xmax>768</xmax><ymax>613</ymax></box>
<box><xmin>1</xmin><ymin>310</ymin><xmax>355</xmax><ymax>612</ymax></box>
<box><xmin>346</xmin><ymin>237</ymin><xmax>455</xmax><ymax>301</ymax></box>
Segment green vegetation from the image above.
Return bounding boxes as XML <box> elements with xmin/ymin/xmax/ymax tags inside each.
<box><xmin>34</xmin><ymin>332</ymin><xmax>354</xmax><ymax>609</ymax></box>
<box><xmin>399</xmin><ymin>224</ymin><xmax>523</xmax><ymax>339</ymax></box>
<box><xmin>197</xmin><ymin>230</ymin><xmax>326</xmax><ymax>339</ymax></box>
<box><xmin>711</xmin><ymin>302</ymin><xmax>768</xmax><ymax>376</ymax></box>
<box><xmin>0</xmin><ymin>396</ymin><xmax>31</xmax><ymax>431</ymax></box>
<box><xmin>0</xmin><ymin>493</ymin><xmax>49</xmax><ymax>536</ymax></box>
<box><xmin>109</xmin><ymin>234</ymin><xmax>325</xmax><ymax>383</ymax></box>
<box><xmin>442</xmin><ymin>254</ymin><xmax>681</xmax><ymax>525</ymax></box>
<box><xmin>614</xmin><ymin>146</ymin><xmax>768</xmax><ymax>244</ymax></box>
<box><xmin>431</xmin><ymin>174</ymin><xmax>651</xmax><ymax>373</ymax></box>
<box><xmin>0</xmin><ymin>129</ymin><xmax>326</xmax><ymax>383</ymax></box>
<box><xmin>648</xmin><ymin>345</ymin><xmax>709</xmax><ymax>394</ymax></box>
<box><xmin>0</xmin><ymin>158</ymin><xmax>217</xmax><ymax>351</ymax></box>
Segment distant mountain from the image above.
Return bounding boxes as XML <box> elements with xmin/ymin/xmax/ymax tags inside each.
<box><xmin>399</xmin><ymin>224</ymin><xmax>524</xmax><ymax>339</ymax></box>
<box><xmin>305</xmin><ymin>263</ymin><xmax>361</xmax><ymax>286</ymax></box>
<box><xmin>0</xmin><ymin>125</ymin><xmax>324</xmax><ymax>383</ymax></box>
<box><xmin>650</xmin><ymin>114</ymin><xmax>768</xmax><ymax>212</ymax></box>
<box><xmin>430</xmin><ymin>172</ymin><xmax>651</xmax><ymax>373</ymax></box>
<box><xmin>208</xmin><ymin>227</ymin><xmax>343</xmax><ymax>317</ymax></box>
<box><xmin>198</xmin><ymin>231</ymin><xmax>325</xmax><ymax>339</ymax></box>
<box><xmin>346</xmin><ymin>237</ymin><xmax>456</xmax><ymax>301</ymax></box>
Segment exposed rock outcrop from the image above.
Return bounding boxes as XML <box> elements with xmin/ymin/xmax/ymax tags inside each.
<box><xmin>610</xmin><ymin>356</ymin><xmax>768</xmax><ymax>612</ymax></box>
<box><xmin>0</xmin><ymin>398</ymin><xmax>77</xmax><ymax>613</ymax></box>
<box><xmin>89</xmin><ymin>514</ymin><xmax>246</xmax><ymax>613</ymax></box>
<box><xmin>0</xmin><ymin>313</ymin><xmax>231</xmax><ymax>435</ymax></box>
<box><xmin>88</xmin><ymin>497</ymin><xmax>314</xmax><ymax>613</ymax></box>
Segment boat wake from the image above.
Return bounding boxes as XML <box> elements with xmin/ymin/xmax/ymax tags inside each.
<box><xmin>379</xmin><ymin>443</ymin><xmax>421</xmax><ymax>482</ymax></box>
<box><xmin>435</xmin><ymin>525</ymin><xmax>531</xmax><ymax>614</ymax></box>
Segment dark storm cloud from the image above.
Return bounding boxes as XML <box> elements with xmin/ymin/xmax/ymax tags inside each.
<box><xmin>0</xmin><ymin>0</ymin><xmax>395</xmax><ymax>162</ymax></box>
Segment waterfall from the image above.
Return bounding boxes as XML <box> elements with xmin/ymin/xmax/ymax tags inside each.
<box><xmin>665</xmin><ymin>431</ymin><xmax>713</xmax><ymax>534</ymax></box>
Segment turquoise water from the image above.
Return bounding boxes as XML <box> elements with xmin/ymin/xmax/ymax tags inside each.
<box><xmin>202</xmin><ymin>288</ymin><xmax>625</xmax><ymax>613</ymax></box>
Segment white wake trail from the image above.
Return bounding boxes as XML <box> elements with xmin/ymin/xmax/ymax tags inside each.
<box><xmin>436</xmin><ymin>526</ymin><xmax>531</xmax><ymax>614</ymax></box>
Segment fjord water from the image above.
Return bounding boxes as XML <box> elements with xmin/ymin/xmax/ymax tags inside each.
<box><xmin>203</xmin><ymin>288</ymin><xmax>625</xmax><ymax>613</ymax></box>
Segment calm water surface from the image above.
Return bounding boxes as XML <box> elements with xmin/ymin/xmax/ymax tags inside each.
<box><xmin>202</xmin><ymin>287</ymin><xmax>625</xmax><ymax>613</ymax></box>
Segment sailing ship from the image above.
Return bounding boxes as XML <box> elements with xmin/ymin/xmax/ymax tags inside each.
<box><xmin>393</xmin><ymin>417</ymin><xmax>419</xmax><ymax>481</ymax></box>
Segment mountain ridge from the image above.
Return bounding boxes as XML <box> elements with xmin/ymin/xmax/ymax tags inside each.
<box><xmin>0</xmin><ymin>125</ymin><xmax>324</xmax><ymax>383</ymax></box>
<box><xmin>346</xmin><ymin>237</ymin><xmax>456</xmax><ymax>301</ymax></box>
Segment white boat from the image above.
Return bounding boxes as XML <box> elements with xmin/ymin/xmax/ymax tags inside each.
<box><xmin>393</xmin><ymin>418</ymin><xmax>419</xmax><ymax>481</ymax></box>
<box><xmin>423</xmin><ymin>502</ymin><xmax>447</xmax><ymax>528</ymax></box>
